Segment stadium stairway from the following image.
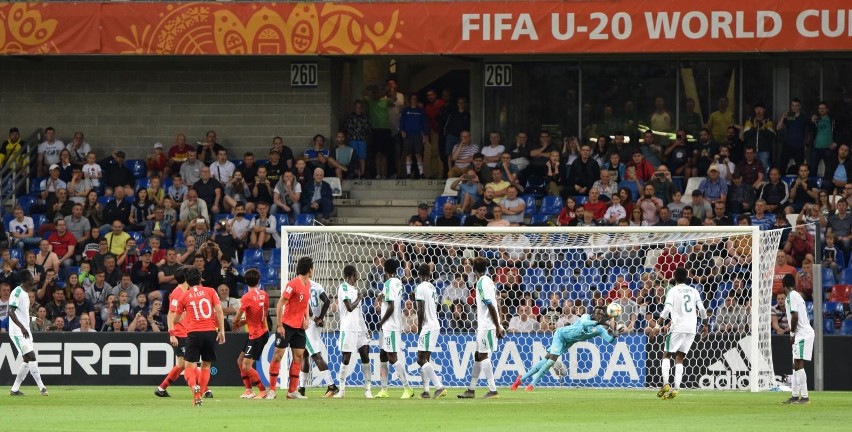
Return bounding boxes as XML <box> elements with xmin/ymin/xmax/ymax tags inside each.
<box><xmin>330</xmin><ymin>179</ymin><xmax>446</xmax><ymax>225</ymax></box>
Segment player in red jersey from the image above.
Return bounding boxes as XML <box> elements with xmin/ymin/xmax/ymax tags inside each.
<box><xmin>156</xmin><ymin>267</ymin><xmax>189</xmax><ymax>397</ymax></box>
<box><xmin>264</xmin><ymin>256</ymin><xmax>312</xmax><ymax>400</ymax></box>
<box><xmin>231</xmin><ymin>268</ymin><xmax>270</xmax><ymax>399</ymax></box>
<box><xmin>171</xmin><ymin>267</ymin><xmax>225</xmax><ymax>406</ymax></box>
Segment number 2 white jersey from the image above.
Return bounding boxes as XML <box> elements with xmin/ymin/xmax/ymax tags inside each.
<box><xmin>475</xmin><ymin>275</ymin><xmax>498</xmax><ymax>331</ymax></box>
<box><xmin>337</xmin><ymin>281</ymin><xmax>367</xmax><ymax>332</ymax></box>
<box><xmin>381</xmin><ymin>277</ymin><xmax>404</xmax><ymax>332</ymax></box>
<box><xmin>662</xmin><ymin>283</ymin><xmax>706</xmax><ymax>334</ymax></box>
<box><xmin>414</xmin><ymin>281</ymin><xmax>440</xmax><ymax>332</ymax></box>
<box><xmin>7</xmin><ymin>286</ymin><xmax>31</xmax><ymax>339</ymax></box>
<box><xmin>309</xmin><ymin>281</ymin><xmax>325</xmax><ymax>318</ymax></box>
<box><xmin>785</xmin><ymin>290</ymin><xmax>814</xmax><ymax>339</ymax></box>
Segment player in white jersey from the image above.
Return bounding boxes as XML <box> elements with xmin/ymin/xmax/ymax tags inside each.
<box><xmin>334</xmin><ymin>265</ymin><xmax>373</xmax><ymax>398</ymax></box>
<box><xmin>414</xmin><ymin>263</ymin><xmax>447</xmax><ymax>399</ymax></box>
<box><xmin>8</xmin><ymin>271</ymin><xmax>49</xmax><ymax>396</ymax></box>
<box><xmin>298</xmin><ymin>280</ymin><xmax>338</xmax><ymax>397</ymax></box>
<box><xmin>458</xmin><ymin>257</ymin><xmax>503</xmax><ymax>399</ymax></box>
<box><xmin>376</xmin><ymin>258</ymin><xmax>414</xmax><ymax>399</ymax></box>
<box><xmin>658</xmin><ymin>267</ymin><xmax>708</xmax><ymax>399</ymax></box>
<box><xmin>781</xmin><ymin>274</ymin><xmax>814</xmax><ymax>404</ymax></box>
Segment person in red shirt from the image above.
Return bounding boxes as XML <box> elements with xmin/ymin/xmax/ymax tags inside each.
<box><xmin>628</xmin><ymin>150</ymin><xmax>656</xmax><ymax>182</ymax></box>
<box><xmin>583</xmin><ymin>188</ymin><xmax>608</xmax><ymax>221</ymax></box>
<box><xmin>171</xmin><ymin>267</ymin><xmax>224</xmax><ymax>406</ymax></box>
<box><xmin>168</xmin><ymin>133</ymin><xmax>194</xmax><ymax>172</ymax></box>
<box><xmin>156</xmin><ymin>266</ymin><xmax>189</xmax><ymax>397</ymax></box>
<box><xmin>266</xmin><ymin>256</ymin><xmax>312</xmax><ymax>400</ymax></box>
<box><xmin>656</xmin><ymin>243</ymin><xmax>687</xmax><ymax>282</ymax></box>
<box><xmin>48</xmin><ymin>219</ymin><xmax>77</xmax><ymax>269</ymax></box>
<box><xmin>231</xmin><ymin>268</ymin><xmax>270</xmax><ymax>399</ymax></box>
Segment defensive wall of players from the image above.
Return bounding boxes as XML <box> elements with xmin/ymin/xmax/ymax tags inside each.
<box><xmin>2</xmin><ymin>333</ymin><xmax>849</xmax><ymax>390</ymax></box>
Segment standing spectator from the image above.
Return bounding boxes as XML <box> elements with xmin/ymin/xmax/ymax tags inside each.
<box><xmin>706</xmin><ymin>97</ymin><xmax>735</xmax><ymax>144</ymax></box>
<box><xmin>655</xmin><ymin>243</ymin><xmax>686</xmax><ymax>282</ymax></box>
<box><xmin>248</xmin><ymin>202</ymin><xmax>279</xmax><ymax>249</ymax></box>
<box><xmin>811</xmin><ymin>101</ymin><xmax>836</xmax><ymax>174</ymax></box>
<box><xmin>38</xmin><ymin>127</ymin><xmax>65</xmax><ymax>177</ymax></box>
<box><xmin>343</xmin><ymin>100</ymin><xmax>371</xmax><ymax>178</ymax></box>
<box><xmin>167</xmin><ymin>133</ymin><xmax>194</xmax><ymax>173</ymax></box>
<box><xmin>222</xmin><ymin>171</ymin><xmax>252</xmax><ymax>214</ymax></box>
<box><xmin>362</xmin><ymin>84</ymin><xmax>393</xmax><ymax>179</ymax></box>
<box><xmin>422</xmin><ymin>90</ymin><xmax>444</xmax><ymax>178</ymax></box>
<box><xmin>528</xmin><ymin>130</ymin><xmax>558</xmax><ymax>180</ymax></box>
<box><xmin>824</xmin><ymin>143</ymin><xmax>852</xmax><ymax>194</ymax></box>
<box><xmin>443</xmin><ymin>97</ymin><xmax>471</xmax><ymax>176</ymax></box>
<box><xmin>727</xmin><ymin>172</ymin><xmax>756</xmax><ymax>215</ymax></box>
<box><xmin>236</xmin><ymin>152</ymin><xmax>260</xmax><ymax>193</ymax></box>
<box><xmin>98</xmin><ymin>151</ymin><xmax>135</xmax><ymax>197</ymax></box>
<box><xmin>689</xmin><ymin>191</ymin><xmax>713</xmax><ymax>221</ymax></box>
<box><xmin>568</xmin><ymin>144</ymin><xmax>600</xmax><ymax>196</ymax></box>
<box><xmin>776</xmin><ymin>98</ymin><xmax>810</xmax><ymax>172</ymax></box>
<box><xmin>0</xmin><ymin>127</ymin><xmax>25</xmax><ymax>168</ymax></box>
<box><xmin>399</xmin><ymin>94</ymin><xmax>429</xmax><ymax>179</ymax></box>
<box><xmin>827</xmin><ymin>198</ymin><xmax>852</xmax><ymax>256</ymax></box>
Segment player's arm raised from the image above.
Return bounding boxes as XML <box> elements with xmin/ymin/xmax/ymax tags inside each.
<box><xmin>316</xmin><ymin>292</ymin><xmax>331</xmax><ymax>327</ymax></box>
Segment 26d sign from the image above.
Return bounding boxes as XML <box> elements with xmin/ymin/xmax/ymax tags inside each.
<box><xmin>484</xmin><ymin>64</ymin><xmax>512</xmax><ymax>87</ymax></box>
<box><xmin>290</xmin><ymin>63</ymin><xmax>318</xmax><ymax>87</ymax></box>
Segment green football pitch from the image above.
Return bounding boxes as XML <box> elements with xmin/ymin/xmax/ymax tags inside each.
<box><xmin>5</xmin><ymin>386</ymin><xmax>850</xmax><ymax>431</ymax></box>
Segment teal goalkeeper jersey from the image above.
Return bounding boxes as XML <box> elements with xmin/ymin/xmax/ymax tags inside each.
<box><xmin>555</xmin><ymin>314</ymin><xmax>616</xmax><ymax>345</ymax></box>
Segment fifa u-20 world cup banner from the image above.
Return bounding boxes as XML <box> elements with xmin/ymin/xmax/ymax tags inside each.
<box><xmin>1</xmin><ymin>1</ymin><xmax>851</xmax><ymax>55</ymax></box>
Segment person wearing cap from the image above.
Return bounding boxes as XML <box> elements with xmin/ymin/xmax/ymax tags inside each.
<box><xmin>147</xmin><ymin>141</ymin><xmax>169</xmax><ymax>178</ymax></box>
<box><xmin>758</xmin><ymin>167</ymin><xmax>790</xmax><ymax>213</ymax></box>
<box><xmin>167</xmin><ymin>133</ymin><xmax>194</xmax><ymax>172</ymax></box>
<box><xmin>697</xmin><ymin>164</ymin><xmax>728</xmax><ymax>204</ymax></box>
<box><xmin>38</xmin><ymin>126</ymin><xmax>65</xmax><ymax>177</ymax></box>
<box><xmin>40</xmin><ymin>164</ymin><xmax>67</xmax><ymax>202</ymax></box>
<box><xmin>408</xmin><ymin>203</ymin><xmax>432</xmax><ymax>226</ymax></box>
<box><xmin>0</xmin><ymin>127</ymin><xmax>25</xmax><ymax>168</ymax></box>
<box><xmin>130</xmin><ymin>248</ymin><xmax>161</xmax><ymax>303</ymax></box>
<box><xmin>741</xmin><ymin>102</ymin><xmax>775</xmax><ymax>170</ymax></box>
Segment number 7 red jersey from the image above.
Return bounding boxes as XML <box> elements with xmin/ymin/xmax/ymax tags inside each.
<box><xmin>239</xmin><ymin>288</ymin><xmax>269</xmax><ymax>339</ymax></box>
<box><xmin>173</xmin><ymin>285</ymin><xmax>221</xmax><ymax>333</ymax></box>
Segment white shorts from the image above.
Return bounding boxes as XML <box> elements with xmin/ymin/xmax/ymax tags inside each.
<box><xmin>380</xmin><ymin>330</ymin><xmax>404</xmax><ymax>353</ymax></box>
<box><xmin>476</xmin><ymin>328</ymin><xmax>498</xmax><ymax>353</ymax></box>
<box><xmin>665</xmin><ymin>332</ymin><xmax>695</xmax><ymax>354</ymax></box>
<box><xmin>305</xmin><ymin>323</ymin><xmax>327</xmax><ymax>356</ymax></box>
<box><xmin>339</xmin><ymin>330</ymin><xmax>370</xmax><ymax>353</ymax></box>
<box><xmin>417</xmin><ymin>330</ymin><xmax>440</xmax><ymax>352</ymax></box>
<box><xmin>10</xmin><ymin>334</ymin><xmax>34</xmax><ymax>356</ymax></box>
<box><xmin>793</xmin><ymin>336</ymin><xmax>814</xmax><ymax>361</ymax></box>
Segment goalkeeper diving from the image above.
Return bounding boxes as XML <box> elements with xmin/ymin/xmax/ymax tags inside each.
<box><xmin>511</xmin><ymin>306</ymin><xmax>624</xmax><ymax>391</ymax></box>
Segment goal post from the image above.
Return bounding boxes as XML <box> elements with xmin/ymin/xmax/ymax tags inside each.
<box><xmin>280</xmin><ymin>225</ymin><xmax>782</xmax><ymax>391</ymax></box>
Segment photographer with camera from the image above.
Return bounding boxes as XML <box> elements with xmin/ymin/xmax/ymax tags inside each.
<box><xmin>117</xmin><ymin>238</ymin><xmax>140</xmax><ymax>274</ymax></box>
<box><xmin>649</xmin><ymin>165</ymin><xmax>678</xmax><ymax>205</ymax></box>
<box><xmin>212</xmin><ymin>218</ymin><xmax>240</xmax><ymax>268</ymax></box>
<box><xmin>131</xmin><ymin>248</ymin><xmax>161</xmax><ymax>303</ymax></box>
<box><xmin>273</xmin><ymin>170</ymin><xmax>301</xmax><ymax>221</ymax></box>
<box><xmin>185</xmin><ymin>217</ymin><xmax>212</xmax><ymax>245</ymax></box>
<box><xmin>223</xmin><ymin>171</ymin><xmax>254</xmax><ymax>214</ymax></box>
<box><xmin>252</xmin><ymin>165</ymin><xmax>275</xmax><ymax>207</ymax></box>
<box><xmin>451</xmin><ymin>168</ymin><xmax>483</xmax><ymax>214</ymax></box>
<box><xmin>776</xmin><ymin>98</ymin><xmax>810</xmax><ymax>172</ymax></box>
<box><xmin>741</xmin><ymin>102</ymin><xmax>776</xmax><ymax>169</ymax></box>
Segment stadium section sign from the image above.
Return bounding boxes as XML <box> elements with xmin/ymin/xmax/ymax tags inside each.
<box><xmin>1</xmin><ymin>1</ymin><xmax>851</xmax><ymax>55</ymax></box>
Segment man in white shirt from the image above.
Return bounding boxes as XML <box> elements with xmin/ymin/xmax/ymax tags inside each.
<box><xmin>481</xmin><ymin>131</ymin><xmax>505</xmax><ymax>168</ymax></box>
<box><xmin>38</xmin><ymin>127</ymin><xmax>64</xmax><ymax>177</ymax></box>
<box><xmin>210</xmin><ymin>149</ymin><xmax>236</xmax><ymax>184</ymax></box>
<box><xmin>508</xmin><ymin>305</ymin><xmax>538</xmax><ymax>333</ymax></box>
<box><xmin>8</xmin><ymin>206</ymin><xmax>41</xmax><ymax>253</ymax></box>
<box><xmin>335</xmin><ymin>265</ymin><xmax>372</xmax><ymax>398</ymax></box>
<box><xmin>66</xmin><ymin>131</ymin><xmax>91</xmax><ymax>165</ymax></box>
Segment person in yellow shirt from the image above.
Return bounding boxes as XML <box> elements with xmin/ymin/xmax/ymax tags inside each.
<box><xmin>104</xmin><ymin>221</ymin><xmax>131</xmax><ymax>256</ymax></box>
<box><xmin>0</xmin><ymin>127</ymin><xmax>27</xmax><ymax>168</ymax></box>
<box><xmin>706</xmin><ymin>97</ymin><xmax>736</xmax><ymax>144</ymax></box>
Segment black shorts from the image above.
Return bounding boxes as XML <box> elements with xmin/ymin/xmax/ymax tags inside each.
<box><xmin>372</xmin><ymin>128</ymin><xmax>393</xmax><ymax>155</ymax></box>
<box><xmin>274</xmin><ymin>324</ymin><xmax>306</xmax><ymax>350</ymax></box>
<box><xmin>173</xmin><ymin>336</ymin><xmax>188</xmax><ymax>358</ymax></box>
<box><xmin>185</xmin><ymin>331</ymin><xmax>218</xmax><ymax>363</ymax></box>
<box><xmin>243</xmin><ymin>332</ymin><xmax>269</xmax><ymax>360</ymax></box>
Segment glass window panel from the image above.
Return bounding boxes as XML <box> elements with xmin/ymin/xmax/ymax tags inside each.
<box><xmin>823</xmin><ymin>60</ymin><xmax>852</xmax><ymax>145</ymax></box>
<box><xmin>790</xmin><ymin>59</ymin><xmax>822</xmax><ymax>116</ymax></box>
<box><xmin>678</xmin><ymin>61</ymin><xmax>739</xmax><ymax>143</ymax></box>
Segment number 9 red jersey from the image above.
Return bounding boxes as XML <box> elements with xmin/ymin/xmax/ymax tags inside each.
<box><xmin>174</xmin><ymin>285</ymin><xmax>221</xmax><ymax>333</ymax></box>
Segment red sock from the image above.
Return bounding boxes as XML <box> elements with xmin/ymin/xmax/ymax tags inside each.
<box><xmin>269</xmin><ymin>361</ymin><xmax>281</xmax><ymax>391</ymax></box>
<box><xmin>288</xmin><ymin>362</ymin><xmax>300</xmax><ymax>393</ymax></box>
<box><xmin>248</xmin><ymin>368</ymin><xmax>266</xmax><ymax>391</ymax></box>
<box><xmin>160</xmin><ymin>366</ymin><xmax>182</xmax><ymax>389</ymax></box>
<box><xmin>200</xmin><ymin>368</ymin><xmax>211</xmax><ymax>394</ymax></box>
<box><xmin>184</xmin><ymin>367</ymin><xmax>198</xmax><ymax>389</ymax></box>
<box><xmin>241</xmin><ymin>371</ymin><xmax>252</xmax><ymax>390</ymax></box>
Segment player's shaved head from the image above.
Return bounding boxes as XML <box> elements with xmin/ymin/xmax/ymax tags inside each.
<box><xmin>296</xmin><ymin>256</ymin><xmax>314</xmax><ymax>276</ymax></box>
<box><xmin>472</xmin><ymin>257</ymin><xmax>488</xmax><ymax>274</ymax></box>
<box><xmin>244</xmin><ymin>268</ymin><xmax>261</xmax><ymax>287</ymax></box>
<box><xmin>417</xmin><ymin>263</ymin><xmax>431</xmax><ymax>279</ymax></box>
<box><xmin>674</xmin><ymin>267</ymin><xmax>687</xmax><ymax>284</ymax></box>
<box><xmin>185</xmin><ymin>268</ymin><xmax>202</xmax><ymax>286</ymax></box>
<box><xmin>343</xmin><ymin>265</ymin><xmax>357</xmax><ymax>279</ymax></box>
<box><xmin>384</xmin><ymin>258</ymin><xmax>400</xmax><ymax>276</ymax></box>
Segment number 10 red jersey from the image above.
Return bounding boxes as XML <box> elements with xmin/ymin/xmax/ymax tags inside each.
<box><xmin>174</xmin><ymin>285</ymin><xmax>221</xmax><ymax>333</ymax></box>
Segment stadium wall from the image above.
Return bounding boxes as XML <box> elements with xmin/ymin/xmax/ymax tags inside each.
<box><xmin>2</xmin><ymin>333</ymin><xmax>850</xmax><ymax>390</ymax></box>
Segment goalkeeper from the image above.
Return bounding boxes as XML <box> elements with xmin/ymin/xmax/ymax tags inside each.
<box><xmin>511</xmin><ymin>306</ymin><xmax>623</xmax><ymax>391</ymax></box>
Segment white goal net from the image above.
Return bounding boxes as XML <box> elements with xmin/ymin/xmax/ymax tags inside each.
<box><xmin>278</xmin><ymin>226</ymin><xmax>783</xmax><ymax>391</ymax></box>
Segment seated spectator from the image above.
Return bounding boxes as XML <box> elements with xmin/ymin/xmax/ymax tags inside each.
<box><xmin>167</xmin><ymin>133</ymin><xmax>194</xmax><ymax>174</ymax></box>
<box><xmin>499</xmin><ymin>233</ymin><xmax>530</xmax><ymax>267</ymax></box>
<box><xmin>402</xmin><ymin>299</ymin><xmax>418</xmax><ymax>333</ymax></box>
<box><xmin>62</xmin><ymin>301</ymin><xmax>81</xmax><ymax>331</ymax></box>
<box><xmin>772</xmin><ymin>250</ymin><xmax>797</xmax><ymax>296</ymax></box>
<box><xmin>73</xmin><ymin>313</ymin><xmax>97</xmax><ymax>332</ymax></box>
<box><xmin>408</xmin><ymin>203</ymin><xmax>432</xmax><ymax>226</ymax></box>
<box><xmin>716</xmin><ymin>294</ymin><xmax>748</xmax><ymax>333</ymax></box>
<box><xmin>449</xmin><ymin>303</ymin><xmax>472</xmax><ymax>331</ymax></box>
<box><xmin>464</xmin><ymin>203</ymin><xmax>489</xmax><ymax>227</ymax></box>
<box><xmin>35</xmin><ymin>240</ymin><xmax>60</xmax><ymax>275</ymax></box>
<box><xmin>698</xmin><ymin>164</ymin><xmax>728</xmax><ymax>204</ymax></box>
<box><xmin>758</xmin><ymin>167</ymin><xmax>790</xmax><ymax>213</ymax></box>
<box><xmin>557</xmin><ymin>197</ymin><xmax>582</xmax><ymax>226</ymax></box>
<box><xmin>146</xmin><ymin>176</ymin><xmax>165</xmax><ymax>207</ymax></box>
<box><xmin>196</xmin><ymin>130</ymin><xmax>224</xmax><ymax>165</ymax></box>
<box><xmin>592</xmin><ymin>169</ymin><xmax>619</xmax><ymax>199</ymax></box>
<box><xmin>194</xmin><ymin>166</ymin><xmax>223</xmax><ymax>216</ymax></box>
<box><xmin>45</xmin><ymin>289</ymin><xmax>65</xmax><ymax>321</ymax></box>
<box><xmin>689</xmin><ymin>190</ymin><xmax>713</xmax><ymax>221</ymax></box>
<box><xmin>603</xmin><ymin>194</ymin><xmax>627</xmax><ymax>225</ymax></box>
<box><xmin>272</xmin><ymin>170</ymin><xmax>301</xmax><ymax>220</ymax></box>
<box><xmin>30</xmin><ymin>306</ymin><xmax>49</xmax><ymax>333</ymax></box>
<box><xmin>223</xmin><ymin>171</ymin><xmax>252</xmax><ymax>214</ymax></box>
<box><xmin>226</xmin><ymin>205</ymin><xmax>251</xmax><ymax>251</ymax></box>
<box><xmin>127</xmin><ymin>313</ymin><xmax>160</xmax><ymax>332</ymax></box>
<box><xmin>499</xmin><ymin>185</ymin><xmax>525</xmax><ymax>225</ymax></box>
<box><xmin>538</xmin><ymin>294</ymin><xmax>563</xmax><ymax>331</ymax></box>
<box><xmin>584</xmin><ymin>188</ymin><xmax>608</xmax><ymax>221</ymax></box>
<box><xmin>637</xmin><ymin>184</ymin><xmax>663</xmax><ymax>225</ymax></box>
<box><xmin>643</xmin><ymin>312</ymin><xmax>664</xmax><ymax>337</ymax></box>
<box><xmin>448</xmin><ymin>131</ymin><xmax>479</xmax><ymax>178</ymax></box>
<box><xmin>117</xmin><ymin>238</ymin><xmax>140</xmax><ymax>274</ymax></box>
<box><xmin>8</xmin><ymin>206</ymin><xmax>41</xmax><ymax>255</ymax></box>
<box><xmin>771</xmin><ymin>292</ymin><xmax>790</xmax><ymax>335</ymax></box>
<box><xmin>796</xmin><ymin>254</ymin><xmax>814</xmax><ymax>301</ymax></box>
<box><xmin>248</xmin><ymin>202</ymin><xmax>279</xmax><ymax>249</ymax></box>
<box><xmin>68</xmin><ymin>167</ymin><xmax>92</xmax><ymax>204</ymax></box>
<box><xmin>178</xmin><ymin>188</ymin><xmax>209</xmax><ymax>232</ymax></box>
<box><xmin>46</xmin><ymin>219</ymin><xmax>76</xmax><ymax>270</ymax></box>
<box><xmin>167</xmin><ymin>174</ymin><xmax>188</xmax><ymax>205</ymax></box>
<box><xmin>157</xmin><ymin>249</ymin><xmax>180</xmax><ymax>293</ymax></box>
<box><xmin>131</xmin><ymin>249</ymin><xmax>160</xmax><ymax>302</ymax></box>
<box><xmin>102</xmin><ymin>255</ymin><xmax>121</xmax><ymax>286</ymax></box>
<box><xmin>128</xmin><ymin>189</ymin><xmax>154</xmax><ymax>231</ymax></box>
<box><xmin>507</xmin><ymin>305</ymin><xmax>538</xmax><ymax>333</ymax></box>
<box><xmin>300</xmin><ymin>167</ymin><xmax>334</xmax><ymax>222</ymax></box>
<box><xmin>144</xmin><ymin>207</ymin><xmax>172</xmax><ymax>247</ymax></box>
<box><xmin>210</xmin><ymin>149</ymin><xmax>236</xmax><ymax>185</ymax></box>
<box><xmin>218</xmin><ymin>284</ymin><xmax>241</xmax><ymax>330</ymax></box>
<box><xmin>47</xmin><ymin>188</ymin><xmax>74</xmax><ymax>223</ymax></box>
<box><xmin>611</xmin><ymin>287</ymin><xmax>639</xmax><ymax>333</ymax></box>
<box><xmin>649</xmin><ymin>165</ymin><xmax>677</xmax><ymax>204</ymax></box>
<box><xmin>488</xmin><ymin>206</ymin><xmax>511</xmax><ymax>227</ymax></box>
<box><xmin>680</xmin><ymin>206</ymin><xmax>702</xmax><ymax>226</ymax></box>
<box><xmin>147</xmin><ymin>142</ymin><xmax>169</xmax><ymax>178</ymax></box>
<box><xmin>40</xmin><ymin>164</ymin><xmax>67</xmax><ymax>207</ymax></box>
<box><xmin>451</xmin><ymin>169</ymin><xmax>483</xmax><ymax>214</ymax></box>
<box><xmin>331</xmin><ymin>131</ymin><xmax>359</xmax><ymax>179</ymax></box>
<box><xmin>727</xmin><ymin>172</ymin><xmax>756</xmax><ymax>215</ymax></box>
<box><xmin>555</xmin><ymin>303</ymin><xmax>581</xmax><ymax>328</ymax></box>
<box><xmin>180</xmin><ymin>149</ymin><xmax>204</xmax><ymax>186</ymax></box>
<box><xmin>656</xmin><ymin>243</ymin><xmax>686</xmax><ymax>282</ymax></box>
<box><xmin>48</xmin><ymin>316</ymin><xmax>66</xmax><ymax>332</ymax></box>
<box><xmin>102</xmin><ymin>187</ymin><xmax>132</xmax><ymax>229</ymax></box>
<box><xmin>783</xmin><ymin>225</ymin><xmax>814</xmax><ymax>266</ymax></box>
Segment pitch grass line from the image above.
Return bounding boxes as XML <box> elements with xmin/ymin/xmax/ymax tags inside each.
<box><xmin>4</xmin><ymin>387</ymin><xmax>850</xmax><ymax>432</ymax></box>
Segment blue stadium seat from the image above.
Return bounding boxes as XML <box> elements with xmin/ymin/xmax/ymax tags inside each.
<box><xmin>243</xmin><ymin>249</ymin><xmax>265</xmax><ymax>266</ymax></box>
<box><xmin>124</xmin><ymin>159</ymin><xmax>147</xmax><ymax>179</ymax></box>
<box><xmin>162</xmin><ymin>176</ymin><xmax>173</xmax><ymax>190</ymax></box>
<box><xmin>782</xmin><ymin>175</ymin><xmax>796</xmax><ymax>188</ymax></box>
<box><xmin>824</xmin><ymin>301</ymin><xmax>844</xmax><ymax>319</ymax></box>
<box><xmin>521</xmin><ymin>195</ymin><xmax>537</xmax><ymax>216</ymax></box>
<box><xmin>30</xmin><ymin>178</ymin><xmax>47</xmax><ymax>193</ymax></box>
<box><xmin>97</xmin><ymin>196</ymin><xmax>115</xmax><ymax>207</ymax></box>
<box><xmin>17</xmin><ymin>195</ymin><xmax>39</xmax><ymax>214</ymax></box>
<box><xmin>2</xmin><ymin>213</ymin><xmax>14</xmax><ymax>230</ymax></box>
<box><xmin>174</xmin><ymin>231</ymin><xmax>185</xmax><ymax>249</ymax></box>
<box><xmin>214</xmin><ymin>214</ymin><xmax>230</xmax><ymax>225</ymax></box>
<box><xmin>823</xmin><ymin>318</ymin><xmax>835</xmax><ymax>335</ymax></box>
<box><xmin>276</xmin><ymin>214</ymin><xmax>289</xmax><ymax>229</ymax></box>
<box><xmin>245</xmin><ymin>213</ymin><xmax>258</xmax><ymax>222</ymax></box>
<box><xmin>260</xmin><ymin>265</ymin><xmax>279</xmax><ymax>286</ymax></box>
<box><xmin>822</xmin><ymin>268</ymin><xmax>836</xmax><ymax>291</ymax></box>
<box><xmin>130</xmin><ymin>231</ymin><xmax>145</xmax><ymax>246</ymax></box>
<box><xmin>806</xmin><ymin>301</ymin><xmax>814</xmax><ymax>322</ymax></box>
<box><xmin>10</xmin><ymin>249</ymin><xmax>22</xmax><ymax>263</ymax></box>
<box><xmin>269</xmin><ymin>249</ymin><xmax>282</xmax><ymax>267</ymax></box>
<box><xmin>573</xmin><ymin>195</ymin><xmax>588</xmax><ymax>206</ymax></box>
<box><xmin>432</xmin><ymin>196</ymin><xmax>455</xmax><ymax>216</ymax></box>
<box><xmin>295</xmin><ymin>214</ymin><xmax>314</xmax><ymax>226</ymax></box>
<box><xmin>842</xmin><ymin>268</ymin><xmax>852</xmax><ymax>285</ymax></box>
<box><xmin>538</xmin><ymin>196</ymin><xmax>562</xmax><ymax>216</ymax></box>
<box><xmin>32</xmin><ymin>214</ymin><xmax>48</xmax><ymax>232</ymax></box>
<box><xmin>671</xmin><ymin>176</ymin><xmax>684</xmax><ymax>193</ymax></box>
<box><xmin>63</xmin><ymin>266</ymin><xmax>80</xmax><ymax>280</ymax></box>
<box><xmin>528</xmin><ymin>214</ymin><xmax>552</xmax><ymax>225</ymax></box>
<box><xmin>41</xmin><ymin>230</ymin><xmax>53</xmax><ymax>240</ymax></box>
<box><xmin>135</xmin><ymin>177</ymin><xmax>150</xmax><ymax>191</ymax></box>
<box><xmin>841</xmin><ymin>320</ymin><xmax>852</xmax><ymax>335</ymax></box>
<box><xmin>525</xmin><ymin>178</ymin><xmax>546</xmax><ymax>196</ymax></box>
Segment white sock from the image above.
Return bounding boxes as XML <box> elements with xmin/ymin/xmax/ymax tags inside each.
<box><xmin>797</xmin><ymin>369</ymin><xmax>809</xmax><ymax>398</ymax></box>
<box><xmin>380</xmin><ymin>362</ymin><xmax>389</xmax><ymax>390</ymax></box>
<box><xmin>299</xmin><ymin>371</ymin><xmax>310</xmax><ymax>388</ymax></box>
<box><xmin>11</xmin><ymin>362</ymin><xmax>30</xmax><ymax>392</ymax></box>
<box><xmin>482</xmin><ymin>358</ymin><xmax>496</xmax><ymax>392</ymax></box>
<box><xmin>338</xmin><ymin>361</ymin><xmax>351</xmax><ymax>391</ymax></box>
<box><xmin>789</xmin><ymin>371</ymin><xmax>799</xmax><ymax>397</ymax></box>
<box><xmin>420</xmin><ymin>365</ymin><xmax>430</xmax><ymax>392</ymax></box>
<box><xmin>417</xmin><ymin>164</ymin><xmax>424</xmax><ymax>175</ymax></box>
<box><xmin>406</xmin><ymin>163</ymin><xmax>412</xmax><ymax>174</ymax></box>
<box><xmin>393</xmin><ymin>360</ymin><xmax>410</xmax><ymax>389</ymax></box>
<box><xmin>28</xmin><ymin>362</ymin><xmax>45</xmax><ymax>390</ymax></box>
<box><xmin>673</xmin><ymin>364</ymin><xmax>684</xmax><ymax>390</ymax></box>
<box><xmin>319</xmin><ymin>369</ymin><xmax>332</xmax><ymax>386</ymax></box>
<box><xmin>469</xmin><ymin>361</ymin><xmax>482</xmax><ymax>390</ymax></box>
<box><xmin>662</xmin><ymin>358</ymin><xmax>671</xmax><ymax>385</ymax></box>
<box><xmin>424</xmin><ymin>362</ymin><xmax>443</xmax><ymax>389</ymax></box>
<box><xmin>361</xmin><ymin>362</ymin><xmax>372</xmax><ymax>391</ymax></box>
